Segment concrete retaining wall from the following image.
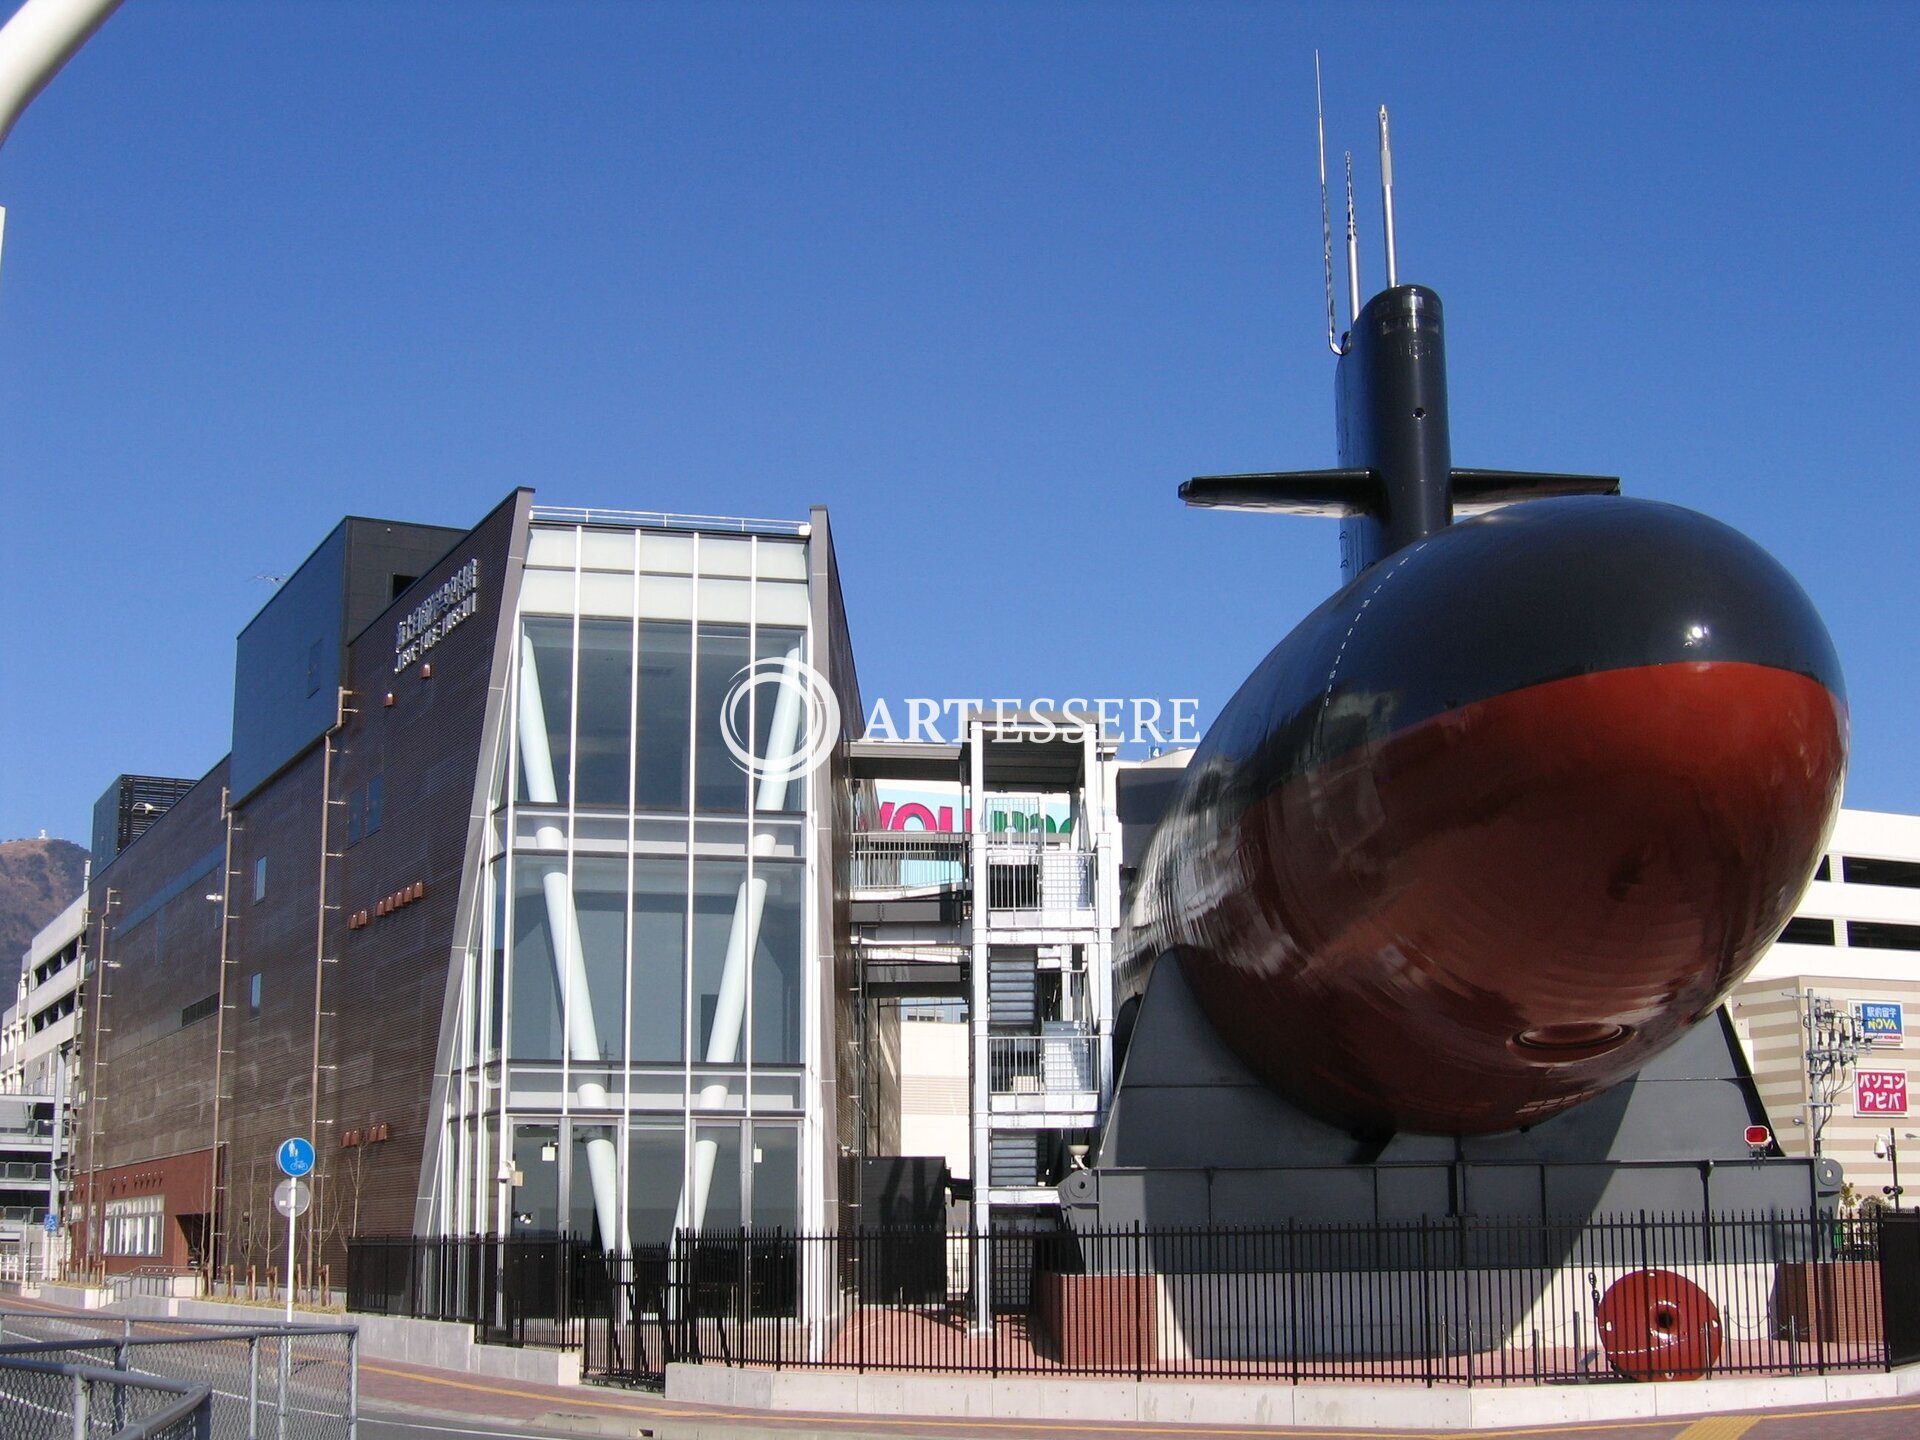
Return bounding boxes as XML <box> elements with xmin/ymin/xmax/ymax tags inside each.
<box><xmin>666</xmin><ymin>1359</ymin><xmax>1920</xmax><ymax>1431</ymax></box>
<box><xmin>4</xmin><ymin>1281</ymin><xmax>578</xmax><ymax>1387</ymax></box>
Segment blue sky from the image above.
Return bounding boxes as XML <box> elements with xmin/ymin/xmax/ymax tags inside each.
<box><xmin>1</xmin><ymin>1</ymin><xmax>1915</xmax><ymax>844</ymax></box>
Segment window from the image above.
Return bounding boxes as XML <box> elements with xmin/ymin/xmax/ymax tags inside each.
<box><xmin>104</xmin><ymin>1196</ymin><xmax>164</xmax><ymax>1257</ymax></box>
<box><xmin>345</xmin><ymin>776</ymin><xmax>385</xmax><ymax>848</ymax></box>
<box><xmin>30</xmin><ymin>993</ymin><xmax>76</xmax><ymax>1032</ymax></box>
<box><xmin>509</xmin><ymin>860</ymin><xmax>564</xmax><ymax>1061</ymax></box>
<box><xmin>517</xmin><ymin>617</ymin><xmax>574</xmax><ymax>804</ymax></box>
<box><xmin>1848</xmin><ymin>921</ymin><xmax>1920</xmax><ymax>952</ymax></box>
<box><xmin>248</xmin><ymin>973</ymin><xmax>263</xmax><ymax>1019</ymax></box>
<box><xmin>180</xmin><ymin>994</ymin><xmax>219</xmax><ymax>1027</ymax></box>
<box><xmin>630</xmin><ymin>857</ymin><xmax>687</xmax><ymax>1063</ymax></box>
<box><xmin>1842</xmin><ymin>856</ymin><xmax>1920</xmax><ymax>890</ymax></box>
<box><xmin>752</xmin><ymin>863</ymin><xmax>805</xmax><ymax>1064</ymax></box>
<box><xmin>252</xmin><ymin>857</ymin><xmax>268</xmax><ymax>904</ymax></box>
<box><xmin>634</xmin><ymin>621</ymin><xmax>692</xmax><ymax>811</ymax></box>
<box><xmin>1779</xmin><ymin>917</ymin><xmax>1836</xmax><ymax>946</ymax></box>
<box><xmin>750</xmin><ymin>1122</ymin><xmax>800</xmax><ymax>1230</ymax></box>
<box><xmin>1815</xmin><ymin>857</ymin><xmax>1831</xmax><ymax>881</ymax></box>
<box><xmin>575</xmin><ymin>619</ymin><xmax>634</xmax><ymax>806</ymax></box>
<box><xmin>693</xmin><ymin>625</ymin><xmax>751</xmax><ymax>814</ymax></box>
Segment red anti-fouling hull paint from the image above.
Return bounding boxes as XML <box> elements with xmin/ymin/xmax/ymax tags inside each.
<box><xmin>1177</xmin><ymin>661</ymin><xmax>1846</xmax><ymax>1136</ymax></box>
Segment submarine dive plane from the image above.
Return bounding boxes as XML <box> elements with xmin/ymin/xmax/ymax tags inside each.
<box><xmin>1118</xmin><ymin>94</ymin><xmax>1847</xmax><ymax>1140</ymax></box>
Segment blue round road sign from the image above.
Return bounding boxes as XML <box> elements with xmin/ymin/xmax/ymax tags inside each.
<box><xmin>277</xmin><ymin>1137</ymin><xmax>315</xmax><ymax>1178</ymax></box>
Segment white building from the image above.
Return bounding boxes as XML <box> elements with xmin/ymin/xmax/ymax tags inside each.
<box><xmin>1733</xmin><ymin>808</ymin><xmax>1920</xmax><ymax>1207</ymax></box>
<box><xmin>0</xmin><ymin>891</ymin><xmax>86</xmax><ymax>1273</ymax></box>
<box><xmin>849</xmin><ymin>713</ymin><xmax>1121</xmax><ymax>1294</ymax></box>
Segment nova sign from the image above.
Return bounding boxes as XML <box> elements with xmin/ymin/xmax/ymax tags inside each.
<box><xmin>395</xmin><ymin>560</ymin><xmax>481</xmax><ymax>674</ymax></box>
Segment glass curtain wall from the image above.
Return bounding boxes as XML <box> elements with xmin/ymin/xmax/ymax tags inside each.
<box><xmin>476</xmin><ymin>523</ymin><xmax>815</xmax><ymax>1253</ymax></box>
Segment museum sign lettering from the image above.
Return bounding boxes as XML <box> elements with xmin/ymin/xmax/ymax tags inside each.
<box><xmin>395</xmin><ymin>559</ymin><xmax>481</xmax><ymax>674</ymax></box>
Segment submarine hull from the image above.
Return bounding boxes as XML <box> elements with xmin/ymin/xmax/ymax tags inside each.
<box><xmin>1126</xmin><ymin>494</ymin><xmax>1847</xmax><ymax>1136</ymax></box>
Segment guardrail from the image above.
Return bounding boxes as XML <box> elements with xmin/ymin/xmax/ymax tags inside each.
<box><xmin>0</xmin><ymin>1310</ymin><xmax>357</xmax><ymax>1439</ymax></box>
<box><xmin>529</xmin><ymin>506</ymin><xmax>807</xmax><ymax>536</ymax></box>
<box><xmin>983</xmin><ymin>844</ymin><xmax>1094</xmax><ymax>913</ymax></box>
<box><xmin>849</xmin><ymin>833</ymin><xmax>968</xmax><ymax>892</ymax></box>
<box><xmin>987</xmin><ymin>1034</ymin><xmax>1097</xmax><ymax>1097</ymax></box>
<box><xmin>0</xmin><ymin>1354</ymin><xmax>211</xmax><ymax>1440</ymax></box>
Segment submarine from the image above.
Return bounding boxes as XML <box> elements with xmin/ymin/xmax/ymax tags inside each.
<box><xmin>1116</xmin><ymin>105</ymin><xmax>1847</xmax><ymax>1142</ymax></box>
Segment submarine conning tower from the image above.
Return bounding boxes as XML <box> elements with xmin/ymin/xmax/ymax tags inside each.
<box><xmin>1336</xmin><ymin>284</ymin><xmax>1451</xmax><ymax>576</ymax></box>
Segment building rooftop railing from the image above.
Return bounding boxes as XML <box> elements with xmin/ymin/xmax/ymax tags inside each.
<box><xmin>531</xmin><ymin>505</ymin><xmax>808</xmax><ymax>537</ymax></box>
<box><xmin>851</xmin><ymin>832</ymin><xmax>968</xmax><ymax>892</ymax></box>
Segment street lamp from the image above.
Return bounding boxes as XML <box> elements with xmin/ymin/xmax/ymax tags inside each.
<box><xmin>1876</xmin><ymin>1131</ymin><xmax>1905</xmax><ymax>1211</ymax></box>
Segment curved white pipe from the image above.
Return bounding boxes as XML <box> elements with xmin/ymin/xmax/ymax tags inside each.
<box><xmin>0</xmin><ymin>0</ymin><xmax>123</xmax><ymax>152</ymax></box>
<box><xmin>517</xmin><ymin>633</ymin><xmax>620</xmax><ymax>1249</ymax></box>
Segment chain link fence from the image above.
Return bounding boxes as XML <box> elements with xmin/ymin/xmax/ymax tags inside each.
<box><xmin>0</xmin><ymin>1355</ymin><xmax>211</xmax><ymax>1439</ymax></box>
<box><xmin>0</xmin><ymin>1310</ymin><xmax>355</xmax><ymax>1440</ymax></box>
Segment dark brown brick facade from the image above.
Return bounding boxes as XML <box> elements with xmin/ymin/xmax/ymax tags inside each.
<box><xmin>81</xmin><ymin>765</ymin><xmax>229</xmax><ymax>1268</ymax></box>
<box><xmin>318</xmin><ymin>489</ymin><xmax>527</xmax><ymax>1254</ymax></box>
<box><xmin>84</xmin><ymin>491</ymin><xmax>530</xmax><ymax>1275</ymax></box>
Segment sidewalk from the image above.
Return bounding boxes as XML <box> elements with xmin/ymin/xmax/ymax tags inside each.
<box><xmin>12</xmin><ymin>1290</ymin><xmax>1920</xmax><ymax>1439</ymax></box>
<box><xmin>357</xmin><ymin>1353</ymin><xmax>1920</xmax><ymax>1440</ymax></box>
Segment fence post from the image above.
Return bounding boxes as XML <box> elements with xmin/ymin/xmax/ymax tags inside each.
<box><xmin>1813</xmin><ymin>1208</ymin><xmax>1829</xmax><ymax>1376</ymax></box>
<box><xmin>347</xmin><ymin>1327</ymin><xmax>359</xmax><ymax>1439</ymax></box>
<box><xmin>277</xmin><ymin>1335</ymin><xmax>290</xmax><ymax>1440</ymax></box>
<box><xmin>1133</xmin><ymin>1221</ymin><xmax>1145</xmax><ymax>1383</ymax></box>
<box><xmin>1420</xmin><ymin>1221</ymin><xmax>1433</xmax><ymax>1388</ymax></box>
<box><xmin>1461</xmin><ymin>1214</ymin><xmax>1474</xmax><ymax>1388</ymax></box>
<box><xmin>247</xmin><ymin>1334</ymin><xmax>260</xmax><ymax>1440</ymax></box>
<box><xmin>1286</xmin><ymin>1219</ymin><xmax>1299</xmax><ymax>1385</ymax></box>
<box><xmin>70</xmin><ymin>1372</ymin><xmax>87</xmax><ymax>1440</ymax></box>
<box><xmin>114</xmin><ymin>1324</ymin><xmax>131</xmax><ymax>1432</ymax></box>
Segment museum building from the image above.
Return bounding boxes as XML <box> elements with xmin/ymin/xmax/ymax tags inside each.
<box><xmin>74</xmin><ymin>490</ymin><xmax>868</xmax><ymax>1275</ymax></box>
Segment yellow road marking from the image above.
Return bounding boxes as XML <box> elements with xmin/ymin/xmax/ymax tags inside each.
<box><xmin>1669</xmin><ymin>1418</ymin><xmax>1760</xmax><ymax>1440</ymax></box>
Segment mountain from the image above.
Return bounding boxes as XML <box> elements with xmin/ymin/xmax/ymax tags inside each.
<box><xmin>0</xmin><ymin>837</ymin><xmax>89</xmax><ymax>962</ymax></box>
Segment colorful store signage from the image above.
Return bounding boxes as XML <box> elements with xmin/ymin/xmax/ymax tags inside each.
<box><xmin>1855</xmin><ymin>1069</ymin><xmax>1908</xmax><ymax>1117</ymax></box>
<box><xmin>1856</xmin><ymin>1000</ymin><xmax>1906</xmax><ymax>1048</ymax></box>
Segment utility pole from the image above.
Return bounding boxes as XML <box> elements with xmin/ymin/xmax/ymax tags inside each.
<box><xmin>1796</xmin><ymin>989</ymin><xmax>1866</xmax><ymax>1157</ymax></box>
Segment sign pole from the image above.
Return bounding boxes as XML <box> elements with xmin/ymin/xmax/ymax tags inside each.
<box><xmin>284</xmin><ymin>1194</ymin><xmax>296</xmax><ymax>1322</ymax></box>
<box><xmin>274</xmin><ymin>1137</ymin><xmax>314</xmax><ymax>1323</ymax></box>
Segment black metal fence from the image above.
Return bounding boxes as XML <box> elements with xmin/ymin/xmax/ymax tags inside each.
<box><xmin>346</xmin><ymin>1234</ymin><xmax>585</xmax><ymax>1348</ymax></box>
<box><xmin>352</xmin><ymin>1211</ymin><xmax>1901</xmax><ymax>1389</ymax></box>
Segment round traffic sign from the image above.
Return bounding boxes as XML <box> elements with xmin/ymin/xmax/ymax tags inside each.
<box><xmin>273</xmin><ymin>1178</ymin><xmax>311</xmax><ymax>1218</ymax></box>
<box><xmin>43</xmin><ymin>1213</ymin><xmax>59</xmax><ymax>1233</ymax></box>
<box><xmin>277</xmin><ymin>1137</ymin><xmax>315</xmax><ymax>1177</ymax></box>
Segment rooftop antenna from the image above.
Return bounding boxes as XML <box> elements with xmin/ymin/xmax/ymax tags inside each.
<box><xmin>1344</xmin><ymin>151</ymin><xmax>1361</xmax><ymax>325</ymax></box>
<box><xmin>1378</xmin><ymin>104</ymin><xmax>1398</xmax><ymax>288</ymax></box>
<box><xmin>1315</xmin><ymin>53</ymin><xmax>1346</xmax><ymax>356</ymax></box>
